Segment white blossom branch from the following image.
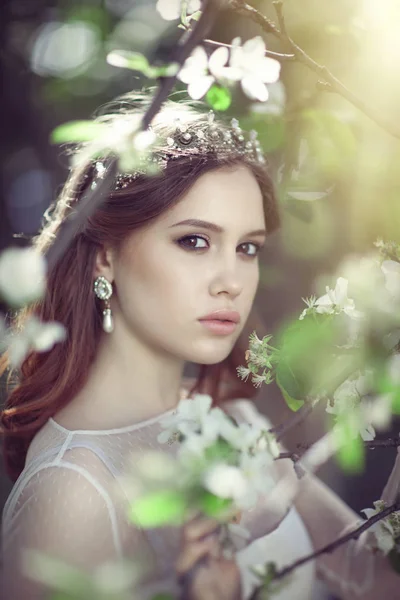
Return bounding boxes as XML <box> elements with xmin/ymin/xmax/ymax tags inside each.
<box><xmin>229</xmin><ymin>0</ymin><xmax>400</xmax><ymax>139</ymax></box>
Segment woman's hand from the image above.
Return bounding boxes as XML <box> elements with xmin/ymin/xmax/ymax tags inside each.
<box><xmin>175</xmin><ymin>514</ymin><xmax>242</xmax><ymax>600</ymax></box>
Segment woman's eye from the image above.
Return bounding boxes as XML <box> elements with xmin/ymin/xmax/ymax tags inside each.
<box><xmin>177</xmin><ymin>235</ymin><xmax>209</xmax><ymax>250</ymax></box>
<box><xmin>240</xmin><ymin>242</ymin><xmax>262</xmax><ymax>257</ymax></box>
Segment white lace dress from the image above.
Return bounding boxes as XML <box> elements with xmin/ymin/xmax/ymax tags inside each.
<box><xmin>1</xmin><ymin>398</ymin><xmax>317</xmax><ymax>599</ymax></box>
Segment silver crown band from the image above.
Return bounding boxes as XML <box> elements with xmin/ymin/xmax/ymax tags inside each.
<box><xmin>88</xmin><ymin>111</ymin><xmax>265</xmax><ymax>192</ymax></box>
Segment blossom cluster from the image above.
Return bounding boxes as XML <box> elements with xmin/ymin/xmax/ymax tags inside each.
<box><xmin>0</xmin><ymin>247</ymin><xmax>66</xmax><ymax>367</ymax></box>
<box><xmin>177</xmin><ymin>37</ymin><xmax>281</xmax><ymax>102</ymax></box>
<box><xmin>157</xmin><ymin>393</ymin><xmax>279</xmax><ymax>510</ymax></box>
<box><xmin>362</xmin><ymin>500</ymin><xmax>400</xmax><ymax>555</ymax></box>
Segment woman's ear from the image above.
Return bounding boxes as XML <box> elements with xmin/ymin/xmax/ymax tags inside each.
<box><xmin>93</xmin><ymin>245</ymin><xmax>115</xmax><ymax>282</ymax></box>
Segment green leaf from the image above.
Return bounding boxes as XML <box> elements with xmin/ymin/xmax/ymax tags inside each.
<box><xmin>274</xmin><ymin>315</ymin><xmax>339</xmax><ymax>407</ymax></box>
<box><xmin>107</xmin><ymin>50</ymin><xmax>149</xmax><ymax>73</ymax></box>
<box><xmin>50</xmin><ymin>120</ymin><xmax>106</xmax><ymax>144</ymax></box>
<box><xmin>276</xmin><ymin>371</ymin><xmax>304</xmax><ymax>412</ymax></box>
<box><xmin>204</xmin><ymin>438</ymin><xmax>236</xmax><ymax>462</ymax></box>
<box><xmin>188</xmin><ymin>10</ymin><xmax>202</xmax><ymax>22</ymax></box>
<box><xmin>107</xmin><ymin>50</ymin><xmax>179</xmax><ymax>80</ymax></box>
<box><xmin>151</xmin><ymin>595</ymin><xmax>177</xmax><ymax>600</ymax></box>
<box><xmin>333</xmin><ymin>422</ymin><xmax>365</xmax><ymax>473</ymax></box>
<box><xmin>197</xmin><ymin>491</ymin><xmax>232</xmax><ymax>517</ymax></box>
<box><xmin>129</xmin><ymin>490</ymin><xmax>187</xmax><ymax>527</ymax></box>
<box><xmin>376</xmin><ymin>371</ymin><xmax>400</xmax><ymax>414</ymax></box>
<box><xmin>206</xmin><ymin>85</ymin><xmax>232</xmax><ymax>111</ymax></box>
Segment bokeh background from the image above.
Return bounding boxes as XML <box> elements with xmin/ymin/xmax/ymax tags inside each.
<box><xmin>2</xmin><ymin>1</ymin><xmax>400</xmax><ymax>597</ymax></box>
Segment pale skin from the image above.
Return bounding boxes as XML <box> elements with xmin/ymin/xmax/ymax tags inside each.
<box><xmin>54</xmin><ymin>164</ymin><xmax>267</xmax><ymax>430</ymax></box>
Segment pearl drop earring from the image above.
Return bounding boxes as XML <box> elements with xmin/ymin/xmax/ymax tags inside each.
<box><xmin>93</xmin><ymin>276</ymin><xmax>114</xmax><ymax>333</ymax></box>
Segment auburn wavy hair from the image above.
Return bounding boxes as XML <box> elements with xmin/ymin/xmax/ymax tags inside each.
<box><xmin>0</xmin><ymin>91</ymin><xmax>280</xmax><ymax>482</ymax></box>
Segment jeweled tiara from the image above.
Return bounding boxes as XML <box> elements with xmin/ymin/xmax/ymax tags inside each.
<box><xmin>89</xmin><ymin>110</ymin><xmax>266</xmax><ymax>191</ymax></box>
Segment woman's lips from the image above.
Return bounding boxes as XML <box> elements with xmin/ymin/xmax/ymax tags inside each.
<box><xmin>198</xmin><ymin>319</ymin><xmax>238</xmax><ymax>335</ymax></box>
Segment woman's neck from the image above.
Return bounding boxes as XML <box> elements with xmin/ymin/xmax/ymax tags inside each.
<box><xmin>54</xmin><ymin>328</ymin><xmax>186</xmax><ymax>431</ymax></box>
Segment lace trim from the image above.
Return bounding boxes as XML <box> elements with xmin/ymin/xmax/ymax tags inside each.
<box><xmin>48</xmin><ymin>407</ymin><xmax>176</xmax><ymax>436</ymax></box>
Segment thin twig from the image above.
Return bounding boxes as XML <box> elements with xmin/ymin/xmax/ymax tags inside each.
<box><xmin>249</xmin><ymin>501</ymin><xmax>400</xmax><ymax>599</ymax></box>
<box><xmin>272</xmin><ymin>1</ymin><xmax>287</xmax><ymax>38</ymax></box>
<box><xmin>275</xmin><ymin>437</ymin><xmax>400</xmax><ymax>463</ymax></box>
<box><xmin>297</xmin><ymin>437</ymin><xmax>400</xmax><ymax>451</ymax></box>
<box><xmin>229</xmin><ymin>0</ymin><xmax>400</xmax><ymax>139</ymax></box>
<box><xmin>230</xmin><ymin>0</ymin><xmax>281</xmax><ymax>37</ymax></box>
<box><xmin>268</xmin><ymin>398</ymin><xmax>317</xmax><ymax>442</ymax></box>
<box><xmin>202</xmin><ymin>37</ymin><xmax>294</xmax><ymax>60</ymax></box>
<box><xmin>274</xmin><ymin>501</ymin><xmax>400</xmax><ymax>581</ymax></box>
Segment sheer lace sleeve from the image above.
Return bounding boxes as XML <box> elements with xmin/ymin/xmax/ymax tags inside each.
<box><xmin>1</xmin><ymin>448</ymin><xmax>150</xmax><ymax>600</ymax></box>
<box><xmin>225</xmin><ymin>398</ymin><xmax>400</xmax><ymax>599</ymax></box>
<box><xmin>294</xmin><ymin>472</ymin><xmax>400</xmax><ymax>599</ymax></box>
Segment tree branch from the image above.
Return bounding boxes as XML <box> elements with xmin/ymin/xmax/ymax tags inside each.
<box><xmin>248</xmin><ymin>501</ymin><xmax>400</xmax><ymax>599</ymax></box>
<box><xmin>275</xmin><ymin>437</ymin><xmax>400</xmax><ymax>463</ymax></box>
<box><xmin>274</xmin><ymin>501</ymin><xmax>400</xmax><ymax>581</ymax></box>
<box><xmin>268</xmin><ymin>398</ymin><xmax>317</xmax><ymax>442</ymax></box>
<box><xmin>229</xmin><ymin>0</ymin><xmax>400</xmax><ymax>139</ymax></box>
<box><xmin>46</xmin><ymin>0</ymin><xmax>223</xmax><ymax>272</ymax></box>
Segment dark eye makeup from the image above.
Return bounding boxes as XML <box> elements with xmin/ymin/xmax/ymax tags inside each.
<box><xmin>176</xmin><ymin>234</ymin><xmax>263</xmax><ymax>257</ymax></box>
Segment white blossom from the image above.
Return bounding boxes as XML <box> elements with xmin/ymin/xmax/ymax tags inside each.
<box><xmin>203</xmin><ymin>450</ymin><xmax>275</xmax><ymax>510</ymax></box>
<box><xmin>299</xmin><ymin>295</ymin><xmax>317</xmax><ymax>320</ymax></box>
<box><xmin>361</xmin><ymin>504</ymin><xmax>396</xmax><ymax>555</ymax></box>
<box><xmin>229</xmin><ymin>36</ymin><xmax>281</xmax><ymax>102</ymax></box>
<box><xmin>0</xmin><ymin>247</ymin><xmax>47</xmax><ymax>307</ymax></box>
<box><xmin>156</xmin><ymin>0</ymin><xmax>201</xmax><ymax>21</ymax></box>
<box><xmin>178</xmin><ymin>410</ymin><xmax>228</xmax><ymax>457</ymax></box>
<box><xmin>203</xmin><ymin>463</ymin><xmax>248</xmax><ymax>501</ymax></box>
<box><xmin>327</xmin><ymin>371</ymin><xmax>379</xmax><ymax>441</ymax></box>
<box><xmin>381</xmin><ymin>259</ymin><xmax>400</xmax><ymax>302</ymax></box>
<box><xmin>157</xmin><ymin>393</ymin><xmax>213</xmax><ymax>444</ymax></box>
<box><xmin>177</xmin><ymin>36</ymin><xmax>280</xmax><ymax>102</ymax></box>
<box><xmin>314</xmin><ymin>277</ymin><xmax>363</xmax><ymax>320</ymax></box>
<box><xmin>236</xmin><ymin>365</ymin><xmax>252</xmax><ymax>382</ymax></box>
<box><xmin>327</xmin><ymin>371</ymin><xmax>373</xmax><ymax>416</ymax></box>
<box><xmin>337</xmin><ymin>253</ymin><xmax>400</xmax><ymax>320</ymax></box>
<box><xmin>6</xmin><ymin>315</ymin><xmax>67</xmax><ymax>367</ymax></box>
<box><xmin>177</xmin><ymin>46</ymin><xmax>216</xmax><ymax>100</ymax></box>
<box><xmin>218</xmin><ymin>419</ymin><xmax>262</xmax><ymax>453</ymax></box>
<box><xmin>235</xmin><ymin>452</ymin><xmax>276</xmax><ymax>508</ymax></box>
<box><xmin>256</xmin><ymin>430</ymin><xmax>280</xmax><ymax>458</ymax></box>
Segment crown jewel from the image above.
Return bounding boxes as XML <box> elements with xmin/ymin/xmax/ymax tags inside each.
<box><xmin>90</xmin><ymin>111</ymin><xmax>266</xmax><ymax>191</ymax></box>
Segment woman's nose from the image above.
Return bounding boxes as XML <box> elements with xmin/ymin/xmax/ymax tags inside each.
<box><xmin>209</xmin><ymin>269</ymin><xmax>243</xmax><ymax>298</ymax></box>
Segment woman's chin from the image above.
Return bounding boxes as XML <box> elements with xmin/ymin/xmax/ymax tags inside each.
<box><xmin>183</xmin><ymin>342</ymin><xmax>235</xmax><ymax>365</ymax></box>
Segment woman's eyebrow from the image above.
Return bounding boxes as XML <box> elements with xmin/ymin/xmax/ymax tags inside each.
<box><xmin>169</xmin><ymin>219</ymin><xmax>267</xmax><ymax>237</ymax></box>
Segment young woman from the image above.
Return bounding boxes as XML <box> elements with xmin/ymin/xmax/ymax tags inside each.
<box><xmin>0</xmin><ymin>91</ymin><xmax>399</xmax><ymax>600</ymax></box>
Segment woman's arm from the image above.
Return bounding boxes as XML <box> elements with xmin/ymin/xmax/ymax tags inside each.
<box><xmin>294</xmin><ymin>466</ymin><xmax>400</xmax><ymax>600</ymax></box>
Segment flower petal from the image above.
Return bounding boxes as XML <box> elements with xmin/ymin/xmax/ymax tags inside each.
<box><xmin>259</xmin><ymin>57</ymin><xmax>281</xmax><ymax>83</ymax></box>
<box><xmin>334</xmin><ymin>277</ymin><xmax>349</xmax><ymax>306</ymax></box>
<box><xmin>242</xmin><ymin>36</ymin><xmax>266</xmax><ymax>59</ymax></box>
<box><xmin>208</xmin><ymin>46</ymin><xmax>229</xmax><ymax>73</ymax></box>
<box><xmin>241</xmin><ymin>76</ymin><xmax>269</xmax><ymax>102</ymax></box>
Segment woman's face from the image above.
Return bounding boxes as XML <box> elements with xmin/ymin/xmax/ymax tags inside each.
<box><xmin>110</xmin><ymin>164</ymin><xmax>267</xmax><ymax>364</ymax></box>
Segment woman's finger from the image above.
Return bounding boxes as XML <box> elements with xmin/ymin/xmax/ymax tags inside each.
<box><xmin>182</xmin><ymin>516</ymin><xmax>221</xmax><ymax>543</ymax></box>
<box><xmin>175</xmin><ymin>535</ymin><xmax>221</xmax><ymax>577</ymax></box>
